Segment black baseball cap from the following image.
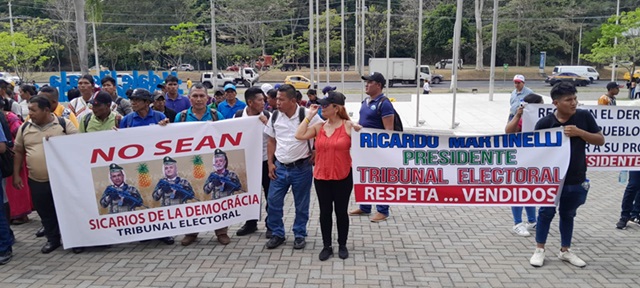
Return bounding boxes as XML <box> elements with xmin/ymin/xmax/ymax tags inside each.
<box><xmin>361</xmin><ymin>72</ymin><xmax>386</xmax><ymax>87</ymax></box>
<box><xmin>153</xmin><ymin>91</ymin><xmax>165</xmax><ymax>101</ymax></box>
<box><xmin>318</xmin><ymin>91</ymin><xmax>346</xmax><ymax>106</ymax></box>
<box><xmin>93</xmin><ymin>91</ymin><xmax>113</xmax><ymax>106</ymax></box>
<box><xmin>606</xmin><ymin>81</ymin><xmax>622</xmax><ymax>90</ymax></box>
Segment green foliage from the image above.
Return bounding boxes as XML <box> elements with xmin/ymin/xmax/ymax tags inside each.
<box><xmin>0</xmin><ymin>32</ymin><xmax>53</xmax><ymax>81</ymax></box>
<box><xmin>582</xmin><ymin>8</ymin><xmax>640</xmax><ymax>73</ymax></box>
<box><xmin>422</xmin><ymin>3</ymin><xmax>473</xmax><ymax>61</ymax></box>
<box><xmin>164</xmin><ymin>22</ymin><xmax>206</xmax><ymax>66</ymax></box>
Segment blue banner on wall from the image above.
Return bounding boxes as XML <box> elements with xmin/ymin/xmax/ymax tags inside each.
<box><xmin>49</xmin><ymin>70</ymin><xmax>183</xmax><ymax>102</ymax></box>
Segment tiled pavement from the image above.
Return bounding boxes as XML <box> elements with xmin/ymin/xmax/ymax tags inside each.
<box><xmin>1</xmin><ymin>171</ymin><xmax>639</xmax><ymax>287</ymax></box>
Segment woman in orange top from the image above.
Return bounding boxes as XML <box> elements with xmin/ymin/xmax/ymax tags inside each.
<box><xmin>295</xmin><ymin>91</ymin><xmax>361</xmax><ymax>261</ymax></box>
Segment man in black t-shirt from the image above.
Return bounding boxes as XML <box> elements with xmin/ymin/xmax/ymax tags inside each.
<box><xmin>529</xmin><ymin>82</ymin><xmax>604</xmax><ymax>268</ymax></box>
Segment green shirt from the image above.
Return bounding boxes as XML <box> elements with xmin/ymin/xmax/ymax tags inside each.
<box><xmin>79</xmin><ymin>112</ymin><xmax>119</xmax><ymax>133</ymax></box>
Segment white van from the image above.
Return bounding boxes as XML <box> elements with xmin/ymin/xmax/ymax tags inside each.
<box><xmin>552</xmin><ymin>66</ymin><xmax>599</xmax><ymax>83</ymax></box>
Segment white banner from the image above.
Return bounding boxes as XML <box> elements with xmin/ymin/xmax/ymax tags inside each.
<box><xmin>351</xmin><ymin>128</ymin><xmax>570</xmax><ymax>206</ymax></box>
<box><xmin>522</xmin><ymin>104</ymin><xmax>640</xmax><ymax>171</ymax></box>
<box><xmin>44</xmin><ymin>117</ymin><xmax>263</xmax><ymax>248</ymax></box>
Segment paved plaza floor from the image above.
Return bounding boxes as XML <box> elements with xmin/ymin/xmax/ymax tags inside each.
<box><xmin>1</xmin><ymin>93</ymin><xmax>639</xmax><ymax>287</ymax></box>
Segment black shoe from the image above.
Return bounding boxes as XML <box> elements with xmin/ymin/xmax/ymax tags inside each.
<box><xmin>160</xmin><ymin>237</ymin><xmax>175</xmax><ymax>245</ymax></box>
<box><xmin>265</xmin><ymin>229</ymin><xmax>273</xmax><ymax>239</ymax></box>
<box><xmin>319</xmin><ymin>246</ymin><xmax>333</xmax><ymax>261</ymax></box>
<box><xmin>338</xmin><ymin>245</ymin><xmax>349</xmax><ymax>259</ymax></box>
<box><xmin>0</xmin><ymin>250</ymin><xmax>12</xmax><ymax>265</ymax></box>
<box><xmin>72</xmin><ymin>247</ymin><xmax>85</xmax><ymax>254</ymax></box>
<box><xmin>35</xmin><ymin>226</ymin><xmax>45</xmax><ymax>238</ymax></box>
<box><xmin>265</xmin><ymin>236</ymin><xmax>285</xmax><ymax>249</ymax></box>
<box><xmin>41</xmin><ymin>241</ymin><xmax>61</xmax><ymax>254</ymax></box>
<box><xmin>293</xmin><ymin>237</ymin><xmax>306</xmax><ymax>250</ymax></box>
<box><xmin>616</xmin><ymin>218</ymin><xmax>629</xmax><ymax>229</ymax></box>
<box><xmin>236</xmin><ymin>224</ymin><xmax>258</xmax><ymax>236</ymax></box>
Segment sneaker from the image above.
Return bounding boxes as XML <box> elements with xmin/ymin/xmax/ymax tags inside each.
<box><xmin>349</xmin><ymin>208</ymin><xmax>370</xmax><ymax>216</ymax></box>
<box><xmin>319</xmin><ymin>246</ymin><xmax>333</xmax><ymax>261</ymax></box>
<box><xmin>265</xmin><ymin>236</ymin><xmax>285</xmax><ymax>249</ymax></box>
<box><xmin>293</xmin><ymin>237</ymin><xmax>306</xmax><ymax>249</ymax></box>
<box><xmin>525</xmin><ymin>222</ymin><xmax>537</xmax><ymax>231</ymax></box>
<box><xmin>370</xmin><ymin>213</ymin><xmax>388</xmax><ymax>223</ymax></box>
<box><xmin>530</xmin><ymin>248</ymin><xmax>545</xmax><ymax>267</ymax></box>
<box><xmin>236</xmin><ymin>223</ymin><xmax>258</xmax><ymax>236</ymax></box>
<box><xmin>0</xmin><ymin>250</ymin><xmax>12</xmax><ymax>265</ymax></box>
<box><xmin>338</xmin><ymin>245</ymin><xmax>349</xmax><ymax>259</ymax></box>
<box><xmin>512</xmin><ymin>223</ymin><xmax>531</xmax><ymax>236</ymax></box>
<box><xmin>558</xmin><ymin>249</ymin><xmax>586</xmax><ymax>267</ymax></box>
<box><xmin>616</xmin><ymin>217</ymin><xmax>629</xmax><ymax>229</ymax></box>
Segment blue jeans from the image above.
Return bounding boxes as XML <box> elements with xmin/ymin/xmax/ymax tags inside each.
<box><xmin>620</xmin><ymin>171</ymin><xmax>640</xmax><ymax>219</ymax></box>
<box><xmin>359</xmin><ymin>204</ymin><xmax>390</xmax><ymax>216</ymax></box>
<box><xmin>267</xmin><ymin>160</ymin><xmax>313</xmax><ymax>238</ymax></box>
<box><xmin>512</xmin><ymin>206</ymin><xmax>536</xmax><ymax>225</ymax></box>
<box><xmin>0</xmin><ymin>181</ymin><xmax>12</xmax><ymax>254</ymax></box>
<box><xmin>536</xmin><ymin>184</ymin><xmax>588</xmax><ymax>248</ymax></box>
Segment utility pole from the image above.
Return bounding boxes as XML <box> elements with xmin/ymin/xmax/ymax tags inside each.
<box><xmin>488</xmin><ymin>0</ymin><xmax>498</xmax><ymax>101</ymax></box>
<box><xmin>361</xmin><ymin>0</ymin><xmax>366</xmax><ymax>101</ymax></box>
<box><xmin>355</xmin><ymin>0</ymin><xmax>359</xmax><ymax>74</ymax></box>
<box><xmin>611</xmin><ymin>0</ymin><xmax>620</xmax><ymax>81</ymax></box>
<box><xmin>316</xmin><ymin>0</ymin><xmax>320</xmax><ymax>85</ymax></box>
<box><xmin>385</xmin><ymin>0</ymin><xmax>390</xmax><ymax>95</ymax></box>
<box><xmin>326</xmin><ymin>0</ymin><xmax>330</xmax><ymax>84</ymax></box>
<box><xmin>341</xmin><ymin>0</ymin><xmax>345</xmax><ymax>91</ymax></box>
<box><xmin>415</xmin><ymin>0</ymin><xmax>423</xmax><ymax>127</ymax></box>
<box><xmin>309</xmin><ymin>0</ymin><xmax>315</xmax><ymax>86</ymax></box>
<box><xmin>9</xmin><ymin>1</ymin><xmax>16</xmax><ymax>65</ymax></box>
<box><xmin>210</xmin><ymin>0</ymin><xmax>217</xmax><ymax>88</ymax></box>
<box><xmin>451</xmin><ymin>0</ymin><xmax>463</xmax><ymax>129</ymax></box>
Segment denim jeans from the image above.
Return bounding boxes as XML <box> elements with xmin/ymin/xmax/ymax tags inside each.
<box><xmin>0</xmin><ymin>180</ymin><xmax>12</xmax><ymax>254</ymax></box>
<box><xmin>512</xmin><ymin>206</ymin><xmax>536</xmax><ymax>225</ymax></box>
<box><xmin>359</xmin><ymin>204</ymin><xmax>389</xmax><ymax>216</ymax></box>
<box><xmin>267</xmin><ymin>160</ymin><xmax>313</xmax><ymax>239</ymax></box>
<box><xmin>620</xmin><ymin>171</ymin><xmax>640</xmax><ymax>219</ymax></box>
<box><xmin>536</xmin><ymin>184</ymin><xmax>588</xmax><ymax>248</ymax></box>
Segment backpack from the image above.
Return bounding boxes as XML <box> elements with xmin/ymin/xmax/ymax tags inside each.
<box><xmin>363</xmin><ymin>96</ymin><xmax>403</xmax><ymax>132</ymax></box>
<box><xmin>270</xmin><ymin>106</ymin><xmax>312</xmax><ymax>153</ymax></box>
<box><xmin>83</xmin><ymin>112</ymin><xmax>121</xmax><ymax>131</ymax></box>
<box><xmin>21</xmin><ymin>116</ymin><xmax>67</xmax><ymax>135</ymax></box>
<box><xmin>0</xmin><ymin>113</ymin><xmax>14</xmax><ymax>178</ymax></box>
<box><xmin>177</xmin><ymin>108</ymin><xmax>219</xmax><ymax>122</ymax></box>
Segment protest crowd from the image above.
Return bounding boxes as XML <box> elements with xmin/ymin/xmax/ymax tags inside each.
<box><xmin>0</xmin><ymin>70</ymin><xmax>638</xmax><ymax>272</ymax></box>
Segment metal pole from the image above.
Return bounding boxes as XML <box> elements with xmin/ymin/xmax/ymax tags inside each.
<box><xmin>577</xmin><ymin>24</ymin><xmax>583</xmax><ymax>66</ymax></box>
<box><xmin>385</xmin><ymin>0</ymin><xmax>390</xmax><ymax>96</ymax></box>
<box><xmin>9</xmin><ymin>0</ymin><xmax>16</xmax><ymax>65</ymax></box>
<box><xmin>326</xmin><ymin>0</ymin><xmax>330</xmax><ymax>85</ymax></box>
<box><xmin>361</xmin><ymin>0</ymin><xmax>365</xmax><ymax>101</ymax></box>
<box><xmin>341</xmin><ymin>0</ymin><xmax>345</xmax><ymax>91</ymax></box>
<box><xmin>210</xmin><ymin>0</ymin><xmax>218</xmax><ymax>88</ymax></box>
<box><xmin>415</xmin><ymin>0</ymin><xmax>423</xmax><ymax>127</ymax></box>
<box><xmin>488</xmin><ymin>0</ymin><xmax>498</xmax><ymax>101</ymax></box>
<box><xmin>451</xmin><ymin>0</ymin><xmax>463</xmax><ymax>129</ymax></box>
<box><xmin>612</xmin><ymin>0</ymin><xmax>620</xmax><ymax>81</ymax></box>
<box><xmin>316</xmin><ymin>0</ymin><xmax>320</xmax><ymax>85</ymax></box>
<box><xmin>92</xmin><ymin>21</ymin><xmax>100</xmax><ymax>74</ymax></box>
<box><xmin>310</xmin><ymin>0</ymin><xmax>315</xmax><ymax>86</ymax></box>
<box><xmin>355</xmin><ymin>0</ymin><xmax>359</xmax><ymax>74</ymax></box>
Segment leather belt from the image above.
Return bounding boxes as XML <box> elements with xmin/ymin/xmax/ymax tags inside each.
<box><xmin>278</xmin><ymin>157</ymin><xmax>311</xmax><ymax>168</ymax></box>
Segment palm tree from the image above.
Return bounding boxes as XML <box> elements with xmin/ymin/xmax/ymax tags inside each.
<box><xmin>74</xmin><ymin>0</ymin><xmax>88</xmax><ymax>74</ymax></box>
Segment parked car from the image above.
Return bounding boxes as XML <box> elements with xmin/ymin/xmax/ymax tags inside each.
<box><xmin>430</xmin><ymin>73</ymin><xmax>444</xmax><ymax>84</ymax></box>
<box><xmin>552</xmin><ymin>66</ymin><xmax>599</xmax><ymax>83</ymax></box>
<box><xmin>89</xmin><ymin>65</ymin><xmax>108</xmax><ymax>71</ymax></box>
<box><xmin>545</xmin><ymin>72</ymin><xmax>590</xmax><ymax>86</ymax></box>
<box><xmin>623</xmin><ymin>69</ymin><xmax>640</xmax><ymax>81</ymax></box>
<box><xmin>284</xmin><ymin>75</ymin><xmax>317</xmax><ymax>89</ymax></box>
<box><xmin>170</xmin><ymin>64</ymin><xmax>194</xmax><ymax>71</ymax></box>
<box><xmin>434</xmin><ymin>59</ymin><xmax>463</xmax><ymax>69</ymax></box>
<box><xmin>201</xmin><ymin>72</ymin><xmax>236</xmax><ymax>89</ymax></box>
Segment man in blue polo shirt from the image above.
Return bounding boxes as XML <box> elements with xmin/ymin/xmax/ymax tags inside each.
<box><xmin>217</xmin><ymin>83</ymin><xmax>247</xmax><ymax>119</ymax></box>
<box><xmin>163</xmin><ymin>75</ymin><xmax>191</xmax><ymax>113</ymax></box>
<box><xmin>350</xmin><ymin>72</ymin><xmax>395</xmax><ymax>222</ymax></box>
<box><xmin>119</xmin><ymin>89</ymin><xmax>170</xmax><ymax>128</ymax></box>
<box><xmin>174</xmin><ymin>83</ymin><xmax>227</xmax><ymax>247</ymax></box>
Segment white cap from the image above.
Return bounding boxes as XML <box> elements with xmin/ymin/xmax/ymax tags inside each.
<box><xmin>513</xmin><ymin>74</ymin><xmax>525</xmax><ymax>83</ymax></box>
<box><xmin>260</xmin><ymin>83</ymin><xmax>274</xmax><ymax>95</ymax></box>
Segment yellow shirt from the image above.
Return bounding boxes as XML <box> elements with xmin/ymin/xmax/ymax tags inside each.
<box><xmin>14</xmin><ymin>115</ymin><xmax>78</xmax><ymax>182</ymax></box>
<box><xmin>187</xmin><ymin>79</ymin><xmax>193</xmax><ymax>89</ymax></box>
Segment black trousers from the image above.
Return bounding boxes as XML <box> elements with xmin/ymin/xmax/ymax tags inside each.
<box><xmin>245</xmin><ymin>160</ymin><xmax>271</xmax><ymax>229</ymax></box>
<box><xmin>29</xmin><ymin>179</ymin><xmax>60</xmax><ymax>243</ymax></box>
<box><xmin>314</xmin><ymin>171</ymin><xmax>353</xmax><ymax>247</ymax></box>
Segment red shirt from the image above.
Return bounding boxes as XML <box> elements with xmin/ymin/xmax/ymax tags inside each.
<box><xmin>314</xmin><ymin>121</ymin><xmax>352</xmax><ymax>180</ymax></box>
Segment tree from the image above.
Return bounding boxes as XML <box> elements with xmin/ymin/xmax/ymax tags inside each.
<box><xmin>474</xmin><ymin>0</ymin><xmax>484</xmax><ymax>70</ymax></box>
<box><xmin>364</xmin><ymin>5</ymin><xmax>388</xmax><ymax>58</ymax></box>
<box><xmin>164</xmin><ymin>22</ymin><xmax>206</xmax><ymax>67</ymax></box>
<box><xmin>422</xmin><ymin>3</ymin><xmax>473</xmax><ymax>63</ymax></box>
<box><xmin>583</xmin><ymin>8</ymin><xmax>640</xmax><ymax>77</ymax></box>
<box><xmin>0</xmin><ymin>32</ymin><xmax>53</xmax><ymax>81</ymax></box>
<box><xmin>73</xmin><ymin>0</ymin><xmax>89</xmax><ymax>73</ymax></box>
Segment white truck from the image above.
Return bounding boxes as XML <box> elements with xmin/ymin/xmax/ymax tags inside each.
<box><xmin>368</xmin><ymin>58</ymin><xmax>433</xmax><ymax>87</ymax></box>
<box><xmin>201</xmin><ymin>67</ymin><xmax>260</xmax><ymax>89</ymax></box>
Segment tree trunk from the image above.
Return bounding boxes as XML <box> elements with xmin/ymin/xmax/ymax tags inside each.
<box><xmin>474</xmin><ymin>0</ymin><xmax>484</xmax><ymax>71</ymax></box>
<box><xmin>525</xmin><ymin>23</ymin><xmax>531</xmax><ymax>67</ymax></box>
<box><xmin>74</xmin><ymin>0</ymin><xmax>89</xmax><ymax>74</ymax></box>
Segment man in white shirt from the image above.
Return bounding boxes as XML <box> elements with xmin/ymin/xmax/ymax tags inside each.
<box><xmin>264</xmin><ymin>84</ymin><xmax>322</xmax><ymax>250</ymax></box>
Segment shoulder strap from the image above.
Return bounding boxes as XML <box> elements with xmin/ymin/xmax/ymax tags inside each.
<box><xmin>234</xmin><ymin>110</ymin><xmax>243</xmax><ymax>118</ymax></box>
<box><xmin>179</xmin><ymin>110</ymin><xmax>187</xmax><ymax>122</ymax></box>
<box><xmin>262</xmin><ymin>110</ymin><xmax>270</xmax><ymax>118</ymax></box>
<box><xmin>83</xmin><ymin>112</ymin><xmax>93</xmax><ymax>131</ymax></box>
<box><xmin>210</xmin><ymin>108</ymin><xmax>218</xmax><ymax>121</ymax></box>
<box><xmin>115</xmin><ymin>97</ymin><xmax>123</xmax><ymax>105</ymax></box>
<box><xmin>298</xmin><ymin>106</ymin><xmax>306</xmax><ymax>123</ymax></box>
<box><xmin>376</xmin><ymin>96</ymin><xmax>389</xmax><ymax>117</ymax></box>
<box><xmin>20</xmin><ymin>121</ymin><xmax>30</xmax><ymax>135</ymax></box>
<box><xmin>271</xmin><ymin>110</ymin><xmax>279</xmax><ymax>135</ymax></box>
<box><xmin>57</xmin><ymin>117</ymin><xmax>67</xmax><ymax>134</ymax></box>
